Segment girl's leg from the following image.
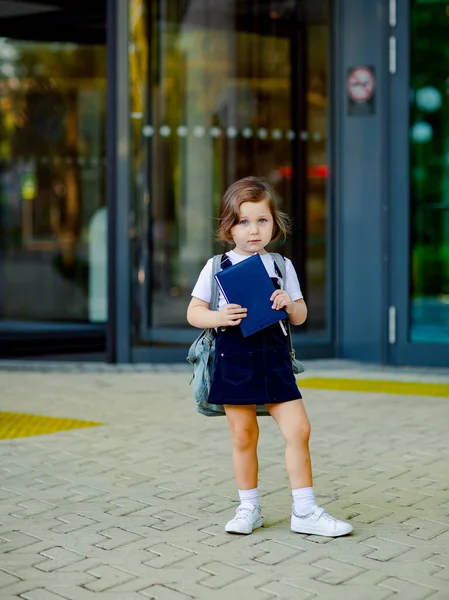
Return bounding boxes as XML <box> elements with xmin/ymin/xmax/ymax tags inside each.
<box><xmin>223</xmin><ymin>404</ymin><xmax>263</xmax><ymax>534</ymax></box>
<box><xmin>266</xmin><ymin>399</ymin><xmax>312</xmax><ymax>489</ymax></box>
<box><xmin>267</xmin><ymin>399</ymin><xmax>353</xmax><ymax>537</ymax></box>
<box><xmin>224</xmin><ymin>404</ymin><xmax>259</xmax><ymax>489</ymax></box>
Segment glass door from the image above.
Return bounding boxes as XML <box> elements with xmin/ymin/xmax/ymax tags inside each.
<box><xmin>129</xmin><ymin>0</ymin><xmax>332</xmax><ymax>350</ymax></box>
<box><xmin>0</xmin><ymin>3</ymin><xmax>107</xmax><ymax>356</ymax></box>
<box><xmin>389</xmin><ymin>0</ymin><xmax>449</xmax><ymax>365</ymax></box>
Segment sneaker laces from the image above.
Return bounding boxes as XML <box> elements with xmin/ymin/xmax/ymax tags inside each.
<box><xmin>319</xmin><ymin>510</ymin><xmax>338</xmax><ymax>523</ymax></box>
<box><xmin>234</xmin><ymin>506</ymin><xmax>256</xmax><ymax>521</ymax></box>
<box><xmin>296</xmin><ymin>506</ymin><xmax>337</xmax><ymax>522</ymax></box>
<box><xmin>315</xmin><ymin>508</ymin><xmax>343</xmax><ymax>532</ymax></box>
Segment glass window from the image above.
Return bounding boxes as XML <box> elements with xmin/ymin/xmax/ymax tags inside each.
<box><xmin>129</xmin><ymin>0</ymin><xmax>330</xmax><ymax>345</ymax></box>
<box><xmin>0</xmin><ymin>38</ymin><xmax>107</xmax><ymax>324</ymax></box>
<box><xmin>409</xmin><ymin>1</ymin><xmax>449</xmax><ymax>343</ymax></box>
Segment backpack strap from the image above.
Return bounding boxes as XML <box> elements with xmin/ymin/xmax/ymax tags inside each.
<box><xmin>270</xmin><ymin>252</ymin><xmax>300</xmax><ymax>367</ymax></box>
<box><xmin>270</xmin><ymin>252</ymin><xmax>286</xmax><ymax>285</ymax></box>
<box><xmin>210</xmin><ymin>254</ymin><xmax>222</xmax><ymax>311</ymax></box>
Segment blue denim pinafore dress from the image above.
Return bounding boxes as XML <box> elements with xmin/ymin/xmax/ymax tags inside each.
<box><xmin>208</xmin><ymin>254</ymin><xmax>302</xmax><ymax>406</ymax></box>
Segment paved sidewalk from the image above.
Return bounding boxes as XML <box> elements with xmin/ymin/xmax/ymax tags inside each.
<box><xmin>1</xmin><ymin>361</ymin><xmax>449</xmax><ymax>599</ymax></box>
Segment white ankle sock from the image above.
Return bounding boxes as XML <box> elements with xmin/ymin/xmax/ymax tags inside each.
<box><xmin>238</xmin><ymin>487</ymin><xmax>259</xmax><ymax>509</ymax></box>
<box><xmin>292</xmin><ymin>487</ymin><xmax>317</xmax><ymax>515</ymax></box>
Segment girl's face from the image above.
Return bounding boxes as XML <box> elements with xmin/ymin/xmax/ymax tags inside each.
<box><xmin>230</xmin><ymin>200</ymin><xmax>274</xmax><ymax>255</ymax></box>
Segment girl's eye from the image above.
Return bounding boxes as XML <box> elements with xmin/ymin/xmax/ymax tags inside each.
<box><xmin>240</xmin><ymin>219</ymin><xmax>248</xmax><ymax>225</ymax></box>
<box><xmin>259</xmin><ymin>218</ymin><xmax>267</xmax><ymax>224</ymax></box>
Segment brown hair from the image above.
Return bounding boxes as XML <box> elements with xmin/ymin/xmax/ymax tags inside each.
<box><xmin>217</xmin><ymin>176</ymin><xmax>291</xmax><ymax>243</ymax></box>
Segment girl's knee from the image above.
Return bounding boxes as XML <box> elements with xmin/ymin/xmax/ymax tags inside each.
<box><xmin>290</xmin><ymin>419</ymin><xmax>311</xmax><ymax>444</ymax></box>
<box><xmin>300</xmin><ymin>419</ymin><xmax>311</xmax><ymax>443</ymax></box>
<box><xmin>231</xmin><ymin>424</ymin><xmax>259</xmax><ymax>451</ymax></box>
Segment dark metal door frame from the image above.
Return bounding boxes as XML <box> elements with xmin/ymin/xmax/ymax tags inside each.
<box><xmin>106</xmin><ymin>0</ymin><xmax>131</xmax><ymax>363</ymax></box>
<box><xmin>129</xmin><ymin>0</ymin><xmax>336</xmax><ymax>363</ymax></box>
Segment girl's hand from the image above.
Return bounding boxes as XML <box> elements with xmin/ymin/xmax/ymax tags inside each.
<box><xmin>270</xmin><ymin>290</ymin><xmax>294</xmax><ymax>314</ymax></box>
<box><xmin>216</xmin><ymin>304</ymin><xmax>247</xmax><ymax>327</ymax></box>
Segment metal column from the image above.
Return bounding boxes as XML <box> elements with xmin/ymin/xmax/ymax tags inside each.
<box><xmin>106</xmin><ymin>0</ymin><xmax>131</xmax><ymax>363</ymax></box>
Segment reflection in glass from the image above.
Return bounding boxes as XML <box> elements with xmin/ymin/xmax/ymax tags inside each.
<box><xmin>410</xmin><ymin>2</ymin><xmax>449</xmax><ymax>343</ymax></box>
<box><xmin>129</xmin><ymin>1</ymin><xmax>330</xmax><ymax>344</ymax></box>
<box><xmin>0</xmin><ymin>40</ymin><xmax>107</xmax><ymax>323</ymax></box>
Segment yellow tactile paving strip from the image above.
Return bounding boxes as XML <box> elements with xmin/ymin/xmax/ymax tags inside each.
<box><xmin>0</xmin><ymin>411</ymin><xmax>102</xmax><ymax>440</ymax></box>
<box><xmin>1</xmin><ymin>378</ymin><xmax>448</xmax><ymax>440</ymax></box>
<box><xmin>300</xmin><ymin>378</ymin><xmax>449</xmax><ymax>398</ymax></box>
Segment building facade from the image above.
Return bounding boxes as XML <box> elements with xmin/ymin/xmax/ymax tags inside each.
<box><xmin>0</xmin><ymin>0</ymin><xmax>448</xmax><ymax>367</ymax></box>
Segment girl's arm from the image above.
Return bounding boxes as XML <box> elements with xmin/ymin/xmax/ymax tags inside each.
<box><xmin>187</xmin><ymin>297</ymin><xmax>247</xmax><ymax>329</ymax></box>
<box><xmin>287</xmin><ymin>298</ymin><xmax>308</xmax><ymax>326</ymax></box>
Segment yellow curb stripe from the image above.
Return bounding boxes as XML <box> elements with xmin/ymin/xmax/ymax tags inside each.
<box><xmin>299</xmin><ymin>378</ymin><xmax>449</xmax><ymax>398</ymax></box>
<box><xmin>0</xmin><ymin>411</ymin><xmax>102</xmax><ymax>440</ymax></box>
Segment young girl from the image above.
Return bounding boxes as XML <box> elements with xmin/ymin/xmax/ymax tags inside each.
<box><xmin>187</xmin><ymin>176</ymin><xmax>353</xmax><ymax>537</ymax></box>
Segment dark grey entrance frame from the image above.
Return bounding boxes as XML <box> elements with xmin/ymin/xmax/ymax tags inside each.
<box><xmin>130</xmin><ymin>1</ymin><xmax>336</xmax><ymax>364</ymax></box>
<box><xmin>106</xmin><ymin>0</ymin><xmax>131</xmax><ymax>363</ymax></box>
<box><xmin>108</xmin><ymin>0</ymin><xmax>368</xmax><ymax>365</ymax></box>
<box><xmin>333</xmin><ymin>0</ymin><xmax>389</xmax><ymax>363</ymax></box>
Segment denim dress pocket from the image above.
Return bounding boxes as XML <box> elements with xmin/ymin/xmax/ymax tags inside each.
<box><xmin>265</xmin><ymin>345</ymin><xmax>300</xmax><ymax>401</ymax></box>
<box><xmin>270</xmin><ymin>346</ymin><xmax>295</xmax><ymax>380</ymax></box>
<box><xmin>220</xmin><ymin>351</ymin><xmax>253</xmax><ymax>385</ymax></box>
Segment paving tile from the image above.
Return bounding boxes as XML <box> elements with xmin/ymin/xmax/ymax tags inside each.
<box><xmin>257</xmin><ymin>579</ymin><xmax>317</xmax><ymax>600</ymax></box>
<box><xmin>251</xmin><ymin>539</ymin><xmax>304</xmax><ymax>565</ymax></box>
<box><xmin>425</xmin><ymin>554</ymin><xmax>449</xmax><ymax>581</ymax></box>
<box><xmin>197</xmin><ymin>561</ymin><xmax>253</xmax><ymax>588</ymax></box>
<box><xmin>34</xmin><ymin>547</ymin><xmax>87</xmax><ymax>572</ymax></box>
<box><xmin>0</xmin><ymin>531</ymin><xmax>43</xmax><ymax>553</ymax></box>
<box><xmin>311</xmin><ymin>558</ymin><xmax>366</xmax><ymax>585</ymax></box>
<box><xmin>0</xmin><ymin>569</ymin><xmax>21</xmax><ymax>587</ymax></box>
<box><xmin>19</xmin><ymin>590</ymin><xmax>68</xmax><ymax>600</ymax></box>
<box><xmin>143</xmin><ymin>542</ymin><xmax>197</xmax><ymax>569</ymax></box>
<box><xmin>139</xmin><ymin>584</ymin><xmax>194</xmax><ymax>599</ymax></box>
<box><xmin>84</xmin><ymin>565</ymin><xmax>137</xmax><ymax>592</ymax></box>
<box><xmin>93</xmin><ymin>528</ymin><xmax>144</xmax><ymax>551</ymax></box>
<box><xmin>378</xmin><ymin>576</ymin><xmax>439</xmax><ymax>599</ymax></box>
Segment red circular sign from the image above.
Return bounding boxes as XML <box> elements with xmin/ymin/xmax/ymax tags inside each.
<box><xmin>347</xmin><ymin>67</ymin><xmax>375</xmax><ymax>103</ymax></box>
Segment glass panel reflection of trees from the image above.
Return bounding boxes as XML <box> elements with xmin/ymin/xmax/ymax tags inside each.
<box><xmin>0</xmin><ymin>40</ymin><xmax>107</xmax><ymax>323</ymax></box>
<box><xmin>410</xmin><ymin>1</ymin><xmax>449</xmax><ymax>343</ymax></box>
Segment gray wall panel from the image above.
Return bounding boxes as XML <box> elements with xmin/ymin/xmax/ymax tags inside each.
<box><xmin>335</xmin><ymin>0</ymin><xmax>388</xmax><ymax>362</ymax></box>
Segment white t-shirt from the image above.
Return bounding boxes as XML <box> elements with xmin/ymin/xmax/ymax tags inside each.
<box><xmin>191</xmin><ymin>250</ymin><xmax>303</xmax><ymax>310</ymax></box>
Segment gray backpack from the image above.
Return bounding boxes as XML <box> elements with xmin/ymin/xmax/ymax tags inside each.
<box><xmin>187</xmin><ymin>253</ymin><xmax>304</xmax><ymax>417</ymax></box>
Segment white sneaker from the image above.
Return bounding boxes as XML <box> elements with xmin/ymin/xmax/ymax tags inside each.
<box><xmin>225</xmin><ymin>506</ymin><xmax>263</xmax><ymax>534</ymax></box>
<box><xmin>291</xmin><ymin>505</ymin><xmax>353</xmax><ymax>537</ymax></box>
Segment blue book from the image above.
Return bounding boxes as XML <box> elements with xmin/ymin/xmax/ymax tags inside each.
<box><xmin>214</xmin><ymin>253</ymin><xmax>288</xmax><ymax>337</ymax></box>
